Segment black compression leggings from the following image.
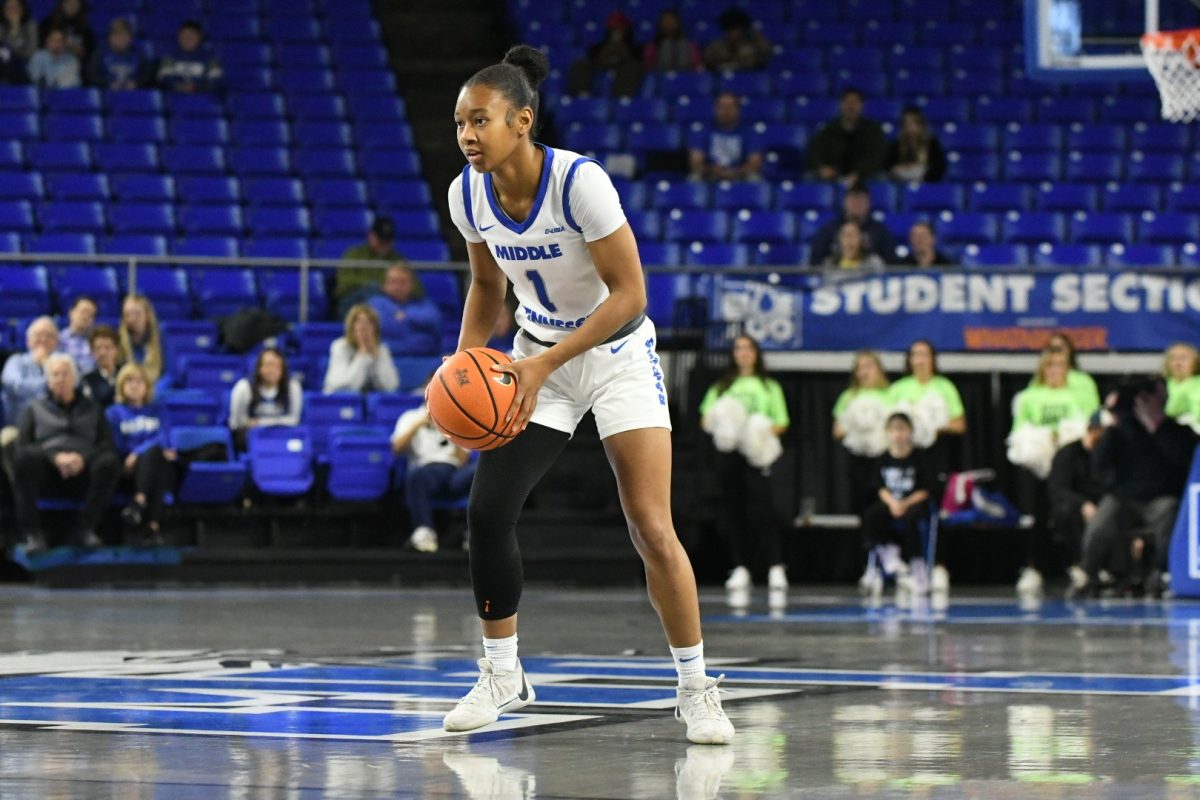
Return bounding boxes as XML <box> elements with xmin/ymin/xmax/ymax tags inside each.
<box><xmin>467</xmin><ymin>423</ymin><xmax>570</xmax><ymax>620</ymax></box>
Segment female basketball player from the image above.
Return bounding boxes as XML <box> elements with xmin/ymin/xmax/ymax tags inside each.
<box><xmin>441</xmin><ymin>45</ymin><xmax>734</xmax><ymax>745</ymax></box>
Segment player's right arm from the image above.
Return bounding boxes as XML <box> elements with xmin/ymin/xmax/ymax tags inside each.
<box><xmin>456</xmin><ymin>241</ymin><xmax>507</xmax><ymax>352</ymax></box>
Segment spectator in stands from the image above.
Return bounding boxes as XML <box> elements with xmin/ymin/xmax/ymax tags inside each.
<box><xmin>80</xmin><ymin>324</ymin><xmax>121</xmax><ymax>408</ymax></box>
<box><xmin>859</xmin><ymin>411</ymin><xmax>933</xmax><ymax>596</ymax></box>
<box><xmin>1048</xmin><ymin>411</ymin><xmax>1106</xmax><ymax>598</ymax></box>
<box><xmin>643</xmin><ymin>9</ymin><xmax>701</xmax><ymax>73</ymax></box>
<box><xmin>119</xmin><ymin>295</ymin><xmax>165</xmax><ymax>387</ymax></box>
<box><xmin>887</xmin><ymin>107</ymin><xmax>947</xmax><ymax>184</ymax></box>
<box><xmin>58</xmin><ymin>295</ymin><xmax>97</xmax><ymax>374</ymax></box>
<box><xmin>368</xmin><ymin>263</ymin><xmax>442</xmax><ymax>356</ymax></box>
<box><xmin>1</xmin><ymin>0</ymin><xmax>38</xmax><ymax>62</ymax></box>
<box><xmin>38</xmin><ymin>0</ymin><xmax>92</xmax><ymax>62</ymax></box>
<box><xmin>1082</xmin><ymin>377</ymin><xmax>1198</xmax><ymax>597</ymax></box>
<box><xmin>391</xmin><ymin>386</ymin><xmax>477</xmax><ymax>553</ymax></box>
<box><xmin>821</xmin><ymin>221</ymin><xmax>885</xmax><ymax>270</ymax></box>
<box><xmin>699</xmin><ymin>334</ymin><xmax>790</xmax><ymax>594</ymax></box>
<box><xmin>27</xmin><ymin>25</ymin><xmax>80</xmax><ymax>87</ymax></box>
<box><xmin>687</xmin><ymin>92</ymin><xmax>763</xmax><ymax>182</ymax></box>
<box><xmin>13</xmin><ymin>353</ymin><xmax>119</xmax><ymax>554</ymax></box>
<box><xmin>0</xmin><ymin>38</ymin><xmax>24</xmax><ymax>83</ymax></box>
<box><xmin>1032</xmin><ymin>332</ymin><xmax>1100</xmax><ymax>413</ymax></box>
<box><xmin>808</xmin><ymin>88</ymin><xmax>888</xmax><ymax>185</ymax></box>
<box><xmin>1164</xmin><ymin>342</ymin><xmax>1200</xmax><ymax>425</ymax></box>
<box><xmin>156</xmin><ymin>20</ymin><xmax>222</xmax><ymax>94</ymax></box>
<box><xmin>2</xmin><ymin>317</ymin><xmax>57</xmax><ymax>435</ymax></box>
<box><xmin>891</xmin><ymin>340</ymin><xmax>966</xmax><ymax>437</ymax></box>
<box><xmin>1011</xmin><ymin>349</ymin><xmax>1100</xmax><ymax>597</ymax></box>
<box><xmin>702</xmin><ymin>7</ymin><xmax>770</xmax><ymax>72</ymax></box>
<box><xmin>809</xmin><ymin>184</ymin><xmax>897</xmax><ymax>265</ymax></box>
<box><xmin>898</xmin><ymin>222</ymin><xmax>953</xmax><ymax>268</ymax></box>
<box><xmin>228</xmin><ymin>347</ymin><xmax>303</xmax><ymax>451</ymax></box>
<box><xmin>86</xmin><ymin>17</ymin><xmax>147</xmax><ymax>90</ymax></box>
<box><xmin>107</xmin><ymin>363</ymin><xmax>173</xmax><ymax>546</ymax></box>
<box><xmin>323</xmin><ymin>304</ymin><xmax>399</xmax><ymax>394</ymax></box>
<box><xmin>833</xmin><ymin>350</ymin><xmax>891</xmax><ymax>510</ymax></box>
<box><xmin>337</xmin><ymin>216</ymin><xmax>403</xmax><ymax>316</ymax></box>
<box><xmin>568</xmin><ymin>10</ymin><xmax>642</xmax><ymax>98</ymax></box>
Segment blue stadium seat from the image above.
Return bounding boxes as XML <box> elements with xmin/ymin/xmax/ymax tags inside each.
<box><xmin>939</xmin><ymin>123</ymin><xmax>998</xmax><ymax>152</ymax></box>
<box><xmin>1003</xmin><ymin>152</ymin><xmax>1061</xmax><ymax>182</ymax></box>
<box><xmin>290</xmin><ymin>94</ymin><xmax>347</xmax><ymax>121</ymax></box>
<box><xmin>1064</xmin><ymin>153</ymin><xmax>1122</xmax><ymax>183</ymax></box>
<box><xmin>179</xmin><ymin>177</ymin><xmax>241</xmax><ymax>206</ymax></box>
<box><xmin>651</xmin><ymin>181</ymin><xmax>709</xmax><ymax>210</ymax></box>
<box><xmin>244</xmin><ymin>239</ymin><xmax>308</xmax><ymax>260</ymax></box>
<box><xmin>627</xmin><ymin>123</ymin><xmax>683</xmax><ymax>155</ymax></box>
<box><xmin>0</xmin><ymin>200</ymin><xmax>35</xmax><ymax>232</ymax></box>
<box><xmin>43</xmin><ymin>87</ymin><xmax>100</xmax><ymax>114</ymax></box>
<box><xmin>28</xmin><ymin>232</ymin><xmax>95</xmax><ymax>254</ymax></box>
<box><xmin>973</xmin><ymin>97</ymin><xmax>1033</xmax><ymax>124</ymax></box>
<box><xmin>134</xmin><ymin>267</ymin><xmax>192</xmax><ymax>319</ymax></box>
<box><xmin>0</xmin><ymin>110</ymin><xmax>38</xmax><ymax>141</ymax></box>
<box><xmin>366</xmin><ymin>392</ymin><xmax>422</xmax><ymax>427</ymax></box>
<box><xmin>164</xmin><ymin>95</ymin><xmax>223</xmax><ymax>121</ymax></box>
<box><xmin>556</xmin><ymin>96</ymin><xmax>611</xmax><ymax>127</ymax></box>
<box><xmin>891</xmin><ymin>70</ymin><xmax>946</xmax><ymax>98</ymax></box>
<box><xmin>180</xmin><ymin>354</ymin><xmax>247</xmax><ymax>391</ymax></box>
<box><xmin>888</xmin><ymin>45</ymin><xmax>945</xmax><ymax>72</ymax></box>
<box><xmin>1099</xmin><ymin>96</ymin><xmax>1164</xmax><ymax>123</ymax></box>
<box><xmin>1037</xmin><ymin>97</ymin><xmax>1096</xmax><ymax>123</ymax></box>
<box><xmin>397</xmin><ymin>240</ymin><xmax>450</xmax><ymax>262</ymax></box>
<box><xmin>1035</xmin><ymin>183</ymin><xmax>1098</xmax><ymax>212</ymax></box>
<box><xmin>224</xmin><ymin>146</ymin><xmax>288</xmax><ymax>177</ymax></box>
<box><xmin>52</xmin><ymin>266</ymin><xmax>120</xmax><ymax>316</ymax></box>
<box><xmin>331</xmin><ymin>44</ymin><xmax>388</xmax><ymax>71</ymax></box>
<box><xmin>637</xmin><ymin>241</ymin><xmax>681</xmax><ymax>266</ymax></box>
<box><xmin>390</xmin><ymin>210</ymin><xmax>439</xmax><ymax>239</ymax></box>
<box><xmin>1032</xmin><ymin>243</ymin><xmax>1102</xmax><ymax>268</ymax></box>
<box><xmin>1105</xmin><ymin>243</ymin><xmax>1175</xmax><ymax>269</ymax></box>
<box><xmin>260</xmin><ymin>270</ymin><xmax>328</xmax><ymax>321</ymax></box>
<box><xmin>221</xmin><ymin>42</ymin><xmax>273</xmax><ymax>67</ymax></box>
<box><xmin>1002</xmin><ymin>123</ymin><xmax>1063</xmax><ymax>153</ymax></box>
<box><xmin>1130</xmin><ymin>122</ymin><xmax>1191</xmax><ymax>151</ymax></box>
<box><xmin>30</xmin><ymin>142</ymin><xmax>92</xmax><ymax>172</ymax></box>
<box><xmin>45</xmin><ymin>173</ymin><xmax>108</xmax><ymax>201</ymax></box>
<box><xmin>110</xmin><ymin>175</ymin><xmax>174</xmax><ymax>203</ymax></box>
<box><xmin>1181</xmin><ymin>243</ymin><xmax>1200</xmax><ymax>269</ymax></box>
<box><xmin>0</xmin><ymin>139</ymin><xmax>21</xmax><ymax>171</ymax></box>
<box><xmin>415</xmin><ymin>270</ymin><xmax>461</xmax><ymax>315</ymax></box>
<box><xmin>307</xmin><ymin>179</ymin><xmax>367</xmax><ymax>210</ymax></box>
<box><xmin>104</xmin><ymin>234</ymin><xmax>168</xmax><ymax>257</ymax></box>
<box><xmin>827</xmin><ymin>45</ymin><xmax>885</xmax><ymax>72</ymax></box>
<box><xmin>248</xmin><ymin>426</ymin><xmax>314</xmax><ymax>497</ymax></box>
<box><xmin>169</xmin><ymin>118</ymin><xmax>229</xmax><ymax>146</ymax></box>
<box><xmin>324</xmin><ymin>16</ymin><xmax>381</xmax><ymax>43</ymax></box>
<box><xmin>624</xmin><ymin>210</ymin><xmax>661</xmax><ymax>240</ymax></box>
<box><xmin>179</xmin><ymin>206</ymin><xmax>243</xmax><ymax>237</ymax></box>
<box><xmin>1070</xmin><ymin>211</ymin><xmax>1134</xmax><ymax>245</ymax></box>
<box><xmin>39</xmin><ymin>201</ymin><xmax>105</xmax><ymax>233</ymax></box>
<box><xmin>292</xmin><ymin>121</ymin><xmax>353</xmax><ymax>149</ymax></box>
<box><xmin>107</xmin><ymin>116</ymin><xmax>167</xmax><ymax>144</ymax></box>
<box><xmin>949</xmin><ymin>70</ymin><xmax>1004</xmax><ymax>97</ymax></box>
<box><xmin>231</xmin><ymin>120</ymin><xmax>290</xmax><ymax>146</ymax></box>
<box><xmin>163</xmin><ymin>145</ymin><xmax>226</xmax><ymax>175</ymax></box>
<box><xmin>209</xmin><ymin>14</ymin><xmax>262</xmax><ymax>41</ymax></box>
<box><xmin>712</xmin><ymin>181</ymin><xmax>773</xmax><ymax>212</ymax></box>
<box><xmin>303</xmin><ymin>391</ymin><xmax>365</xmax><ymax>451</ymax></box>
<box><xmin>683</xmin><ymin>241</ymin><xmax>749</xmax><ymax>267</ymax></box>
<box><xmin>969</xmin><ymin>183</ymin><xmax>1031</xmax><ymax>213</ymax></box>
<box><xmin>345</xmin><ymin>94</ymin><xmax>406</xmax><ymax>123</ymax></box>
<box><xmin>160</xmin><ymin>321</ymin><xmax>219</xmax><ymax>360</ymax></box>
<box><xmin>337</xmin><ymin>71</ymin><xmax>396</xmax><ymax>97</ymax></box>
<box><xmin>95</xmin><ymin>143</ymin><xmax>159</xmax><ymax>173</ymax></box>
<box><xmin>294</xmin><ymin>147</ymin><xmax>357</xmax><ymax>179</ymax></box>
<box><xmin>612</xmin><ymin>97</ymin><xmax>668</xmax><ymax>125</ymax></box>
<box><xmin>362</xmin><ymin>150</ymin><xmax>422</xmax><ymax>179</ymax></box>
<box><xmin>43</xmin><ymin>112</ymin><xmax>103</xmax><ymax>142</ymax></box>
<box><xmin>787</xmin><ymin>97</ymin><xmax>839</xmax><ymax>126</ymax></box>
<box><xmin>1002</xmin><ymin>211</ymin><xmax>1065</xmax><ymax>244</ymax></box>
<box><xmin>562</xmin><ymin>123</ymin><xmax>620</xmax><ymax>154</ymax></box>
<box><xmin>753</xmin><ymin>242</ymin><xmax>808</xmax><ymax>266</ymax></box>
<box><xmin>945</xmin><ymin>152</ymin><xmax>1001</xmax><ymax>182</ymax></box>
<box><xmin>247</xmin><ymin>207</ymin><xmax>310</xmax><ymax>237</ymax></box>
<box><xmin>228</xmin><ymin>93</ymin><xmax>287</xmax><ymax>121</ymax></box>
<box><xmin>109</xmin><ymin>203</ymin><xmax>176</xmax><ymax>236</ymax></box>
<box><xmin>314</xmin><ymin>208</ymin><xmax>372</xmax><ymax>239</ymax></box>
<box><xmin>935</xmin><ymin>212</ymin><xmax>997</xmax><ymax>245</ymax></box>
<box><xmin>296</xmin><ymin>321</ymin><xmax>343</xmax><ymax>357</ymax></box>
<box><xmin>394</xmin><ymin>355</ymin><xmax>441</xmax><ymax>391</ymax></box>
<box><xmin>730</xmin><ymin>210</ymin><xmax>795</xmax><ymax>245</ymax></box>
<box><xmin>664</xmin><ymin>209</ymin><xmax>728</xmax><ymax>243</ymax></box>
<box><xmin>0</xmin><ymin>173</ymin><xmax>41</xmax><ymax>201</ymax></box>
<box><xmin>370</xmin><ymin>177</ymin><xmax>434</xmax><ymax>211</ymax></box>
<box><xmin>914</xmin><ymin>98</ymin><xmax>971</xmax><ymax>125</ymax></box>
<box><xmin>1139</xmin><ymin>212</ymin><xmax>1200</xmax><ymax>245</ymax></box>
<box><xmin>0</xmin><ymin>232</ymin><xmax>17</xmax><ymax>252</ymax></box>
<box><xmin>191</xmin><ymin>269</ymin><xmax>259</xmax><ymax>318</ymax></box>
<box><xmin>104</xmin><ymin>89</ymin><xmax>162</xmax><ymax>117</ymax></box>
<box><xmin>959</xmin><ymin>243</ymin><xmax>1029</xmax><ymax>268</ymax></box>
<box><xmin>1127</xmin><ymin>153</ymin><xmax>1186</xmax><ymax>183</ymax></box>
<box><xmin>326</xmin><ymin>427</ymin><xmax>393</xmax><ymax>501</ymax></box>
<box><xmin>902</xmin><ymin>184</ymin><xmax>964</xmax><ymax>213</ymax></box>
<box><xmin>0</xmin><ymin>265</ymin><xmax>50</xmax><ymax>318</ymax></box>
<box><xmin>717</xmin><ymin>71</ymin><xmax>773</xmax><ymax>96</ymax></box>
<box><xmin>880</xmin><ymin>211</ymin><xmax>924</xmax><ymax>241</ymax></box>
<box><xmin>355</xmin><ymin>121</ymin><xmax>415</xmax><ymax>149</ymax></box>
<box><xmin>0</xmin><ymin>85</ymin><xmax>38</xmax><ymax>112</ymax></box>
<box><xmin>1092</xmin><ymin>182</ymin><xmax>1159</xmax><ymax>213</ymax></box>
<box><xmin>242</xmin><ymin>178</ymin><xmax>304</xmax><ymax>208</ymax></box>
<box><xmin>671</xmin><ymin>95</ymin><xmax>716</xmax><ymax>126</ymax></box>
<box><xmin>1065</xmin><ymin>122</ymin><xmax>1125</xmax><ymax>152</ymax></box>
<box><xmin>1166</xmin><ymin>184</ymin><xmax>1200</xmax><ymax>213</ymax></box>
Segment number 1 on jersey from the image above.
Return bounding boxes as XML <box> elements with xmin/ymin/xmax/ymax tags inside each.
<box><xmin>525</xmin><ymin>269</ymin><xmax>558</xmax><ymax>312</ymax></box>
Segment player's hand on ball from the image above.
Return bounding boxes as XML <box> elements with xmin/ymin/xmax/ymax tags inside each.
<box><xmin>493</xmin><ymin>355</ymin><xmax>552</xmax><ymax>433</ymax></box>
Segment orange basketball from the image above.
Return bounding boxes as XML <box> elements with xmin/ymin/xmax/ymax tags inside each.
<box><xmin>426</xmin><ymin>347</ymin><xmax>519</xmax><ymax>451</ymax></box>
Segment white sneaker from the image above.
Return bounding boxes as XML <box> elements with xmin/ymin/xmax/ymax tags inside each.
<box><xmin>724</xmin><ymin>566</ymin><xmax>751</xmax><ymax>590</ymax></box>
<box><xmin>443</xmin><ymin>751</ymin><xmax>536</xmax><ymax>800</ymax></box>
<box><xmin>407</xmin><ymin>526</ymin><xmax>438</xmax><ymax>553</ymax></box>
<box><xmin>1068</xmin><ymin>565</ymin><xmax>1088</xmax><ymax>590</ymax></box>
<box><xmin>676</xmin><ymin>674</ymin><xmax>735</xmax><ymax>745</ymax></box>
<box><xmin>878</xmin><ymin>544</ymin><xmax>903</xmax><ymax>576</ymax></box>
<box><xmin>675</xmin><ymin>744</ymin><xmax>735</xmax><ymax>800</ymax></box>
<box><xmin>858</xmin><ymin>564</ymin><xmax>883</xmax><ymax>597</ymax></box>
<box><xmin>1016</xmin><ymin>567</ymin><xmax>1043</xmax><ymax>596</ymax></box>
<box><xmin>443</xmin><ymin>658</ymin><xmax>535</xmax><ymax>732</ymax></box>
<box><xmin>767</xmin><ymin>564</ymin><xmax>788</xmax><ymax>590</ymax></box>
<box><xmin>931</xmin><ymin>564</ymin><xmax>950</xmax><ymax>593</ymax></box>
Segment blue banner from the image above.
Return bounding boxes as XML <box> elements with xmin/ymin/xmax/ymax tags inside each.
<box><xmin>711</xmin><ymin>270</ymin><xmax>1200</xmax><ymax>351</ymax></box>
<box><xmin>1169</xmin><ymin>446</ymin><xmax>1200</xmax><ymax>598</ymax></box>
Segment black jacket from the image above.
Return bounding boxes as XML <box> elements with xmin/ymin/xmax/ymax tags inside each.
<box><xmin>807</xmin><ymin>117</ymin><xmax>888</xmax><ymax>180</ymax></box>
<box><xmin>1047</xmin><ymin>441</ymin><xmax>1105</xmax><ymax>509</ymax></box>
<box><xmin>81</xmin><ymin>368</ymin><xmax>117</xmax><ymax>408</ymax></box>
<box><xmin>1095</xmin><ymin>417</ymin><xmax>1197</xmax><ymax>501</ymax></box>
<box><xmin>17</xmin><ymin>392</ymin><xmax>114</xmax><ymax>461</ymax></box>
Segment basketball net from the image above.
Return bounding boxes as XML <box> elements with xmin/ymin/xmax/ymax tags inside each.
<box><xmin>1141</xmin><ymin>28</ymin><xmax>1200</xmax><ymax>122</ymax></box>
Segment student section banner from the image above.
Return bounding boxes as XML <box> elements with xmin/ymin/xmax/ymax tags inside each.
<box><xmin>711</xmin><ymin>270</ymin><xmax>1200</xmax><ymax>351</ymax></box>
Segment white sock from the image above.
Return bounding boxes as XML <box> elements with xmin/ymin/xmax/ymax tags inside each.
<box><xmin>670</xmin><ymin>641</ymin><xmax>706</xmax><ymax>685</ymax></box>
<box><xmin>483</xmin><ymin>634</ymin><xmax>518</xmax><ymax>672</ymax></box>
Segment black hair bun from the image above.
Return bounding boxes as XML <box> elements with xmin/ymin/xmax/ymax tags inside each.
<box><xmin>502</xmin><ymin>44</ymin><xmax>550</xmax><ymax>89</ymax></box>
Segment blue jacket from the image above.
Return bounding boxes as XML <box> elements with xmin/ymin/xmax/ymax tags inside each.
<box><xmin>86</xmin><ymin>46</ymin><xmax>149</xmax><ymax>88</ymax></box>
<box><xmin>106</xmin><ymin>403</ymin><xmax>168</xmax><ymax>457</ymax></box>
<box><xmin>368</xmin><ymin>294</ymin><xmax>443</xmax><ymax>355</ymax></box>
<box><xmin>156</xmin><ymin>42</ymin><xmax>223</xmax><ymax>92</ymax></box>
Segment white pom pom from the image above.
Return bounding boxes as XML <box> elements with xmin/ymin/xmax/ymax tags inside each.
<box><xmin>1180</xmin><ymin>414</ymin><xmax>1200</xmax><ymax>435</ymax></box>
<box><xmin>706</xmin><ymin>394</ymin><xmax>747</xmax><ymax>452</ymax></box>
<box><xmin>1055</xmin><ymin>415</ymin><xmax>1087</xmax><ymax>448</ymax></box>
<box><xmin>838</xmin><ymin>393</ymin><xmax>889</xmax><ymax>457</ymax></box>
<box><xmin>739</xmin><ymin>412</ymin><xmax>782</xmax><ymax>468</ymax></box>
<box><xmin>1007</xmin><ymin>425</ymin><xmax>1055</xmax><ymax>479</ymax></box>
<box><xmin>916</xmin><ymin>390</ymin><xmax>950</xmax><ymax>434</ymax></box>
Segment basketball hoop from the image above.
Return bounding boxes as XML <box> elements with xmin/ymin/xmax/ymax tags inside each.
<box><xmin>1141</xmin><ymin>28</ymin><xmax>1200</xmax><ymax>122</ymax></box>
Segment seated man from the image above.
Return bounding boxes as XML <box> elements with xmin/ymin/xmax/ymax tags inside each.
<box><xmin>859</xmin><ymin>412</ymin><xmax>933</xmax><ymax>595</ymax></box>
<box><xmin>687</xmin><ymin>92</ymin><xmax>763</xmax><ymax>182</ymax></box>
<box><xmin>391</xmin><ymin>393</ymin><xmax>476</xmax><ymax>554</ymax></box>
<box><xmin>807</xmin><ymin>87</ymin><xmax>887</xmax><ymax>185</ymax></box>
<box><xmin>809</xmin><ymin>184</ymin><xmax>897</xmax><ymax>266</ymax></box>
<box><xmin>897</xmin><ymin>222</ymin><xmax>953</xmax><ymax>268</ymax></box>
<box><xmin>2</xmin><ymin>317</ymin><xmax>58</xmax><ymax>438</ymax></box>
<box><xmin>156</xmin><ymin>20</ymin><xmax>222</xmax><ymax>93</ymax></box>
<box><xmin>58</xmin><ymin>295</ymin><xmax>97</xmax><ymax>373</ymax></box>
<box><xmin>368</xmin><ymin>263</ymin><xmax>442</xmax><ymax>355</ymax></box>
<box><xmin>1082</xmin><ymin>378</ymin><xmax>1198</xmax><ymax>596</ymax></box>
<box><xmin>1047</xmin><ymin>411</ymin><xmax>1106</xmax><ymax>596</ymax></box>
<box><xmin>13</xmin><ymin>354</ymin><xmax>120</xmax><ymax>553</ymax></box>
<box><xmin>337</xmin><ymin>216</ymin><xmax>403</xmax><ymax>317</ymax></box>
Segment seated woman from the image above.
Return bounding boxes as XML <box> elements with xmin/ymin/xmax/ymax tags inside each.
<box><xmin>106</xmin><ymin>363</ymin><xmax>174</xmax><ymax>546</ymax></box>
<box><xmin>832</xmin><ymin>349</ymin><xmax>891</xmax><ymax>511</ymax></box>
<box><xmin>119</xmin><ymin>294</ymin><xmax>166</xmax><ymax>387</ymax></box>
<box><xmin>228</xmin><ymin>347</ymin><xmax>304</xmax><ymax>451</ymax></box>
<box><xmin>322</xmin><ymin>304</ymin><xmax>400</xmax><ymax>394</ymax></box>
<box><xmin>1164</xmin><ymin>341</ymin><xmax>1200</xmax><ymax>427</ymax></box>
<box><xmin>821</xmin><ymin>221</ymin><xmax>885</xmax><ymax>270</ymax></box>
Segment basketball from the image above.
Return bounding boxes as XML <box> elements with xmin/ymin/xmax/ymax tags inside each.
<box><xmin>426</xmin><ymin>348</ymin><xmax>520</xmax><ymax>451</ymax></box>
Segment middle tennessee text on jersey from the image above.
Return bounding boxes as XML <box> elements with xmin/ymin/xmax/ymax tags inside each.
<box><xmin>450</xmin><ymin>145</ymin><xmax>629</xmax><ymax>345</ymax></box>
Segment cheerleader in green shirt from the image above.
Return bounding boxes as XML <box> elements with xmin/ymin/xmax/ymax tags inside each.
<box><xmin>832</xmin><ymin>350</ymin><xmax>891</xmax><ymax>511</ymax></box>
<box><xmin>888</xmin><ymin>340</ymin><xmax>966</xmax><ymax>437</ymax></box>
<box><xmin>1163</xmin><ymin>342</ymin><xmax>1200</xmax><ymax>425</ymax></box>
<box><xmin>1029</xmin><ymin>332</ymin><xmax>1100</xmax><ymax>413</ymax></box>
<box><xmin>699</xmin><ymin>335</ymin><xmax>791</xmax><ymax>594</ymax></box>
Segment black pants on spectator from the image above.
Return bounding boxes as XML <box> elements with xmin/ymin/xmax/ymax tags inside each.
<box><xmin>14</xmin><ymin>448</ymin><xmax>121</xmax><ymax>537</ymax></box>
<box><xmin>126</xmin><ymin>445</ymin><xmax>176</xmax><ymax>525</ymax></box>
<box><xmin>1016</xmin><ymin>467</ymin><xmax>1054</xmax><ymax>574</ymax></box>
<box><xmin>1049</xmin><ymin>499</ymin><xmax>1086</xmax><ymax>567</ymax></box>
<box><xmin>845</xmin><ymin>452</ymin><xmax>877</xmax><ymax>513</ymax></box>
<box><xmin>715</xmin><ymin>451</ymin><xmax>783</xmax><ymax>570</ymax></box>
<box><xmin>1082</xmin><ymin>494</ymin><xmax>1178</xmax><ymax>579</ymax></box>
<box><xmin>861</xmin><ymin>500</ymin><xmax>926</xmax><ymax>561</ymax></box>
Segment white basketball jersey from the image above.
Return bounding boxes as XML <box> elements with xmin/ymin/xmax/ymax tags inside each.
<box><xmin>448</xmin><ymin>145</ymin><xmax>627</xmax><ymax>344</ymax></box>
